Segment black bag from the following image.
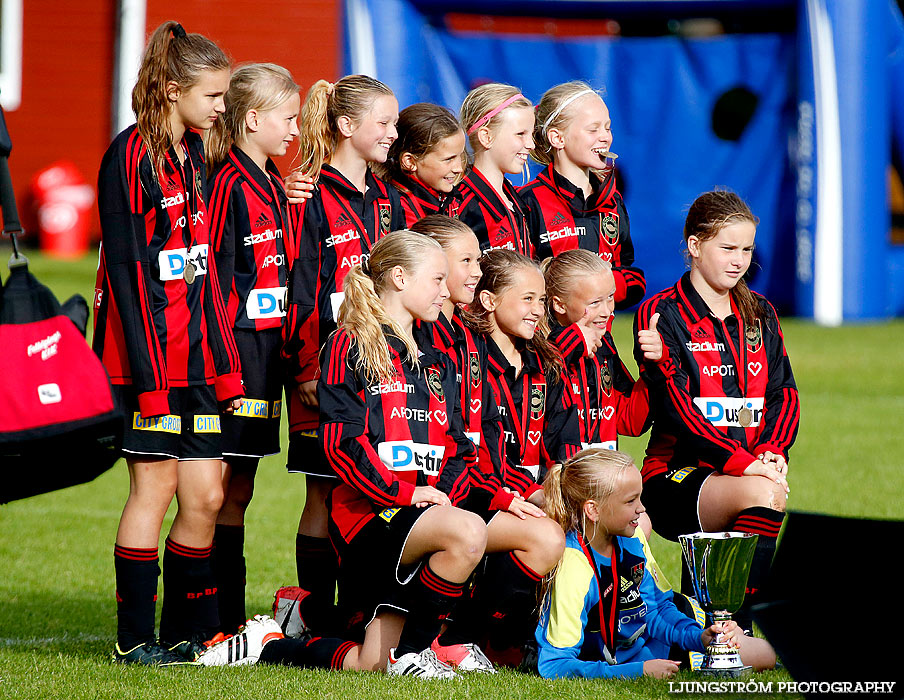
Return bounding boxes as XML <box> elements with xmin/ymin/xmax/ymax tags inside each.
<box><xmin>0</xmin><ymin>104</ymin><xmax>121</xmax><ymax>504</ymax></box>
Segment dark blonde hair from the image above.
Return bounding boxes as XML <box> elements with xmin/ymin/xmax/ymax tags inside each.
<box><xmin>339</xmin><ymin>230</ymin><xmax>444</xmax><ymax>382</ymax></box>
<box><xmin>543</xmin><ymin>448</ymin><xmax>636</xmax><ymax>537</ymax></box>
<box><xmin>685</xmin><ymin>190</ymin><xmax>762</xmax><ymax>326</ymax></box>
<box><xmin>377</xmin><ymin>103</ymin><xmax>465</xmax><ymax>183</ymax></box>
<box><xmin>532</xmin><ymin>81</ymin><xmax>603</xmax><ymax>167</ymax></box>
<box><xmin>207</xmin><ymin>63</ymin><xmax>300</xmax><ymax>170</ymax></box>
<box><xmin>408</xmin><ymin>214</ymin><xmax>474</xmax><ymax>248</ymax></box>
<box><xmin>466</xmin><ymin>249</ymin><xmax>563</xmax><ymax>382</ymax></box>
<box><xmin>297</xmin><ymin>74</ymin><xmax>394</xmax><ymax>180</ymax></box>
<box><xmin>132</xmin><ymin>21</ymin><xmax>230</xmax><ymax>173</ymax></box>
<box><xmin>541</xmin><ymin>249</ymin><xmax>612</xmax><ymax>324</ymax></box>
<box><xmin>459</xmin><ymin>83</ymin><xmax>533</xmax><ymax>155</ymax></box>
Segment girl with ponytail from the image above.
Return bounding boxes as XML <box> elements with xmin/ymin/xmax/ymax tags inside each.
<box><xmin>452</xmin><ymin>83</ymin><xmax>534</xmax><ymax>256</ymax></box>
<box><xmin>520</xmin><ymin>81</ymin><xmax>645</xmax><ymax>308</ymax></box>
<box><xmin>204</xmin><ymin>63</ymin><xmax>301</xmax><ymax>634</ymax></box>
<box><xmin>93</xmin><ymin>21</ymin><xmax>241</xmax><ymax>666</ymax></box>
<box><xmin>536</xmin><ymin>449</ymin><xmax>775</xmax><ymax>679</ymax></box>
<box><xmin>280</xmin><ymin>75</ymin><xmax>406</xmax><ymax>630</ymax></box>
<box><xmin>633</xmin><ymin>189</ymin><xmax>800</xmax><ymax>631</ymax></box>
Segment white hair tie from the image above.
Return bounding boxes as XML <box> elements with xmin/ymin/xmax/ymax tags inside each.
<box><xmin>542</xmin><ymin>89</ymin><xmax>596</xmax><ymax>134</ymax></box>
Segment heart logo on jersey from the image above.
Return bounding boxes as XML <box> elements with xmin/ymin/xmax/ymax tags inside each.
<box><xmin>602</xmin><ymin>406</ymin><xmax>615</xmax><ymax>421</ymax></box>
<box><xmin>527</xmin><ymin>430</ymin><xmax>542</xmax><ymax>446</ymax></box>
<box><xmin>432</xmin><ymin>410</ymin><xmax>448</xmax><ymax>426</ymax></box>
<box><xmin>470</xmin><ymin>398</ymin><xmax>481</xmax><ymax>414</ymax></box>
<box><xmin>748</xmin><ymin>362</ymin><xmax>762</xmax><ymax>376</ymax></box>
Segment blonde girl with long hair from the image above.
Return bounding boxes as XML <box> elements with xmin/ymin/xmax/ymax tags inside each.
<box><xmin>520</xmin><ymin>80</ymin><xmax>646</xmax><ymax>308</ymax></box>
<box><xmin>280</xmin><ymin>75</ymin><xmax>407</xmax><ymax>632</ymax></box>
<box><xmin>93</xmin><ymin>21</ymin><xmax>242</xmax><ymax>666</ymax></box>
<box><xmin>204</xmin><ymin>63</ymin><xmax>301</xmax><ymax>634</ymax></box>
<box><xmin>450</xmin><ymin>83</ymin><xmax>534</xmax><ymax>256</ymax></box>
<box><xmin>537</xmin><ymin>449</ymin><xmax>775</xmax><ymax>679</ymax></box>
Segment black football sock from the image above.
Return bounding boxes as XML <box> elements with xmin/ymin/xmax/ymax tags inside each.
<box><xmin>259</xmin><ymin>636</ymin><xmax>358</xmax><ymax>669</ymax></box>
<box><xmin>295</xmin><ymin>534</ymin><xmax>338</xmax><ymax>632</ymax></box>
<box><xmin>114</xmin><ymin>544</ymin><xmax>159</xmax><ymax>650</ymax></box>
<box><xmin>213</xmin><ymin>524</ymin><xmax>246</xmax><ymax>635</ymax></box>
<box><xmin>732</xmin><ymin>507</ymin><xmax>785</xmax><ymax>629</ymax></box>
<box><xmin>395</xmin><ymin>564</ymin><xmax>465</xmax><ymax>657</ymax></box>
<box><xmin>159</xmin><ymin>538</ymin><xmax>219</xmax><ymax>645</ymax></box>
<box><xmin>482</xmin><ymin>551</ymin><xmax>543</xmax><ymax>651</ymax></box>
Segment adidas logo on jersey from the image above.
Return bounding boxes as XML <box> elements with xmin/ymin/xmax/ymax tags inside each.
<box><xmin>333</xmin><ymin>212</ymin><xmax>353</xmax><ymax>229</ymax></box>
<box><xmin>693</xmin><ymin>327</ymin><xmax>709</xmax><ymax>340</ymax></box>
<box><xmin>549</xmin><ymin>212</ymin><xmax>568</xmax><ymax>227</ymax></box>
<box><xmin>254</xmin><ymin>212</ymin><xmax>274</xmax><ymax>229</ymax></box>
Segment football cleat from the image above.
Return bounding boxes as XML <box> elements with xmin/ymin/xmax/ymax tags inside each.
<box><xmin>113</xmin><ymin>641</ymin><xmax>196</xmax><ymax>666</ymax></box>
<box><xmin>196</xmin><ymin>615</ymin><xmax>284</xmax><ymax>667</ymax></box>
<box><xmin>430</xmin><ymin>638</ymin><xmax>496</xmax><ymax>673</ymax></box>
<box><xmin>272</xmin><ymin>586</ymin><xmax>312</xmax><ymax>638</ymax></box>
<box><xmin>386</xmin><ymin>647</ymin><xmax>458</xmax><ymax>679</ymax></box>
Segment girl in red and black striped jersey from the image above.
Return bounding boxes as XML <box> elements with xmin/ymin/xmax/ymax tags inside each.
<box><xmin>520</xmin><ymin>81</ymin><xmax>645</xmax><ymax>309</ymax></box>
<box><xmin>281</xmin><ymin>75</ymin><xmax>406</xmax><ymax>631</ymax></box>
<box><xmin>93</xmin><ymin>22</ymin><xmax>242</xmax><ymax>666</ymax></box>
<box><xmin>377</xmin><ymin>104</ymin><xmax>466</xmax><ymax>225</ymax></box>
<box><xmin>260</xmin><ymin>231</ymin><xmax>485</xmax><ymax>677</ymax></box>
<box><xmin>449</xmin><ymin>84</ymin><xmax>534</xmax><ymax>256</ymax></box>
<box><xmin>410</xmin><ymin>216</ymin><xmax>565</xmax><ymax>672</ymax></box>
<box><xmin>205</xmin><ymin>63</ymin><xmax>301</xmax><ymax>634</ymax></box>
<box><xmin>633</xmin><ymin>190</ymin><xmax>799</xmax><ymax>630</ymax></box>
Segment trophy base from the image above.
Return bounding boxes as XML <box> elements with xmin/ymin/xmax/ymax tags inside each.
<box><xmin>699</xmin><ymin>664</ymin><xmax>753</xmax><ymax>679</ymax></box>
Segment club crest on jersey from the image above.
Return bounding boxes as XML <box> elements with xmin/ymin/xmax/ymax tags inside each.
<box><xmin>631</xmin><ymin>562</ymin><xmax>645</xmax><ymax>586</ymax></box>
<box><xmin>195</xmin><ymin>169</ymin><xmax>203</xmax><ymax>198</ymax></box>
<box><xmin>426</xmin><ymin>368</ymin><xmax>445</xmax><ymax>402</ymax></box>
<box><xmin>469</xmin><ymin>352</ymin><xmax>481</xmax><ymax>389</ymax></box>
<box><xmin>601</xmin><ymin>359</ymin><xmax>613</xmax><ymax>395</ymax></box>
<box><xmin>600</xmin><ymin>212</ymin><xmax>619</xmax><ymax>245</ymax></box>
<box><xmin>529</xmin><ymin>385</ymin><xmax>546</xmax><ymax>420</ymax></box>
<box><xmin>379</xmin><ymin>203</ymin><xmax>392</xmax><ymax>234</ymax></box>
<box><xmin>447</xmin><ymin>200</ymin><xmax>461</xmax><ymax>218</ymax></box>
<box><xmin>745</xmin><ymin>319</ymin><xmax>763</xmax><ymax>353</ymax></box>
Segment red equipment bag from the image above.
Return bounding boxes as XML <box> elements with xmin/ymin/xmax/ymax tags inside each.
<box><xmin>0</xmin><ymin>260</ymin><xmax>122</xmax><ymax>504</ymax></box>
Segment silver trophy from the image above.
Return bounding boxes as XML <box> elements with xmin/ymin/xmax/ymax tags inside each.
<box><xmin>679</xmin><ymin>532</ymin><xmax>759</xmax><ymax>678</ymax></box>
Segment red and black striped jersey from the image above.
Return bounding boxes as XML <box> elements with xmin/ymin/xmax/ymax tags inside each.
<box><xmin>319</xmin><ymin>323</ymin><xmax>476</xmax><ymax>544</ymax></box>
<box><xmin>446</xmin><ymin>167</ymin><xmax>533</xmax><ymax>257</ymax></box>
<box><xmin>634</xmin><ymin>273</ymin><xmax>800</xmax><ymax>480</ymax></box>
<box><xmin>549</xmin><ymin>321</ymin><xmax>651</xmax><ymax>450</ymax></box>
<box><xmin>207</xmin><ymin>147</ymin><xmax>298</xmax><ymax>331</ymax></box>
<box><xmin>388</xmin><ymin>172</ymin><xmax>463</xmax><ymax>227</ymax></box>
<box><xmin>484</xmin><ymin>336</ymin><xmax>581</xmax><ymax>499</ymax></box>
<box><xmin>282</xmin><ymin>165</ymin><xmax>405</xmax><ymax>406</ymax></box>
<box><xmin>92</xmin><ymin>125</ymin><xmax>242</xmax><ymax>418</ymax></box>
<box><xmin>519</xmin><ymin>164</ymin><xmax>645</xmax><ymax>309</ymax></box>
<box><xmin>428</xmin><ymin>312</ymin><xmax>510</xmax><ymax>513</ymax></box>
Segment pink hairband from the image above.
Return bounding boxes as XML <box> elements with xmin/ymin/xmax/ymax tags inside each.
<box><xmin>467</xmin><ymin>94</ymin><xmax>526</xmax><ymax>135</ymax></box>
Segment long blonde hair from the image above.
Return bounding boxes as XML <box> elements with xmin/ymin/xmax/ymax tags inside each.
<box><xmin>459</xmin><ymin>83</ymin><xmax>532</xmax><ymax>156</ymax></box>
<box><xmin>297</xmin><ymin>74</ymin><xmax>394</xmax><ymax>180</ymax></box>
<box><xmin>532</xmin><ymin>80</ymin><xmax>601</xmax><ymax>167</ymax></box>
<box><xmin>132</xmin><ymin>21</ymin><xmax>230</xmax><ymax>174</ymax></box>
<box><xmin>339</xmin><ymin>230</ymin><xmax>444</xmax><ymax>382</ymax></box>
<box><xmin>207</xmin><ymin>62</ymin><xmax>300</xmax><ymax>170</ymax></box>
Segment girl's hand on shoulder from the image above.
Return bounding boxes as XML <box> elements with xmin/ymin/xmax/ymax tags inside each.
<box><xmin>643</xmin><ymin>659</ymin><xmax>681</xmax><ymax>678</ymax></box>
<box><xmin>297</xmin><ymin>379</ymin><xmax>319</xmax><ymax>408</ymax></box>
<box><xmin>506</xmin><ymin>495</ymin><xmax>546</xmax><ymax>519</ymax></box>
<box><xmin>637</xmin><ymin>312</ymin><xmax>663</xmax><ymax>363</ymax></box>
<box><xmin>411</xmin><ymin>486</ymin><xmax>451</xmax><ymax>508</ymax></box>
<box><xmin>702</xmin><ymin>620</ymin><xmax>741</xmax><ymax>649</ymax></box>
<box><xmin>285</xmin><ymin>171</ymin><xmax>315</xmax><ymax>204</ymax></box>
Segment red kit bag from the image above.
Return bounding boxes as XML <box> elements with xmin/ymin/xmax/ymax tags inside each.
<box><xmin>0</xmin><ymin>260</ymin><xmax>122</xmax><ymax>504</ymax></box>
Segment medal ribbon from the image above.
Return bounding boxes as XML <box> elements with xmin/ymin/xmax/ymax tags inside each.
<box><xmin>496</xmin><ymin>368</ymin><xmax>544</xmax><ymax>472</ymax></box>
<box><xmin>577</xmin><ymin>533</ymin><xmax>619</xmax><ymax>660</ymax></box>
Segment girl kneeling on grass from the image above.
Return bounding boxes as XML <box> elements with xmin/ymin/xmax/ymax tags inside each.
<box><xmin>536</xmin><ymin>448</ymin><xmax>775</xmax><ymax>679</ymax></box>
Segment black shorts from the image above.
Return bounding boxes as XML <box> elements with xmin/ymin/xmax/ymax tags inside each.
<box><xmin>221</xmin><ymin>328</ymin><xmax>283</xmax><ymax>459</ymax></box>
<box><xmin>286</xmin><ymin>430</ymin><xmax>335</xmax><ymax>478</ymax></box>
<box><xmin>329</xmin><ymin>505</ymin><xmax>433</xmax><ymax>641</ymax></box>
<box><xmin>641</xmin><ymin>465</ymin><xmax>715</xmax><ymax>541</ymax></box>
<box><xmin>114</xmin><ymin>384</ymin><xmax>222</xmax><ymax>461</ymax></box>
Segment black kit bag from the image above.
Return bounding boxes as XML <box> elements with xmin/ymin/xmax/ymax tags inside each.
<box><xmin>0</xmin><ymin>104</ymin><xmax>121</xmax><ymax>504</ymax></box>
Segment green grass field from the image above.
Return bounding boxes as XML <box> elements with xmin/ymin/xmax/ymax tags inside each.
<box><xmin>1</xmin><ymin>251</ymin><xmax>902</xmax><ymax>699</ymax></box>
